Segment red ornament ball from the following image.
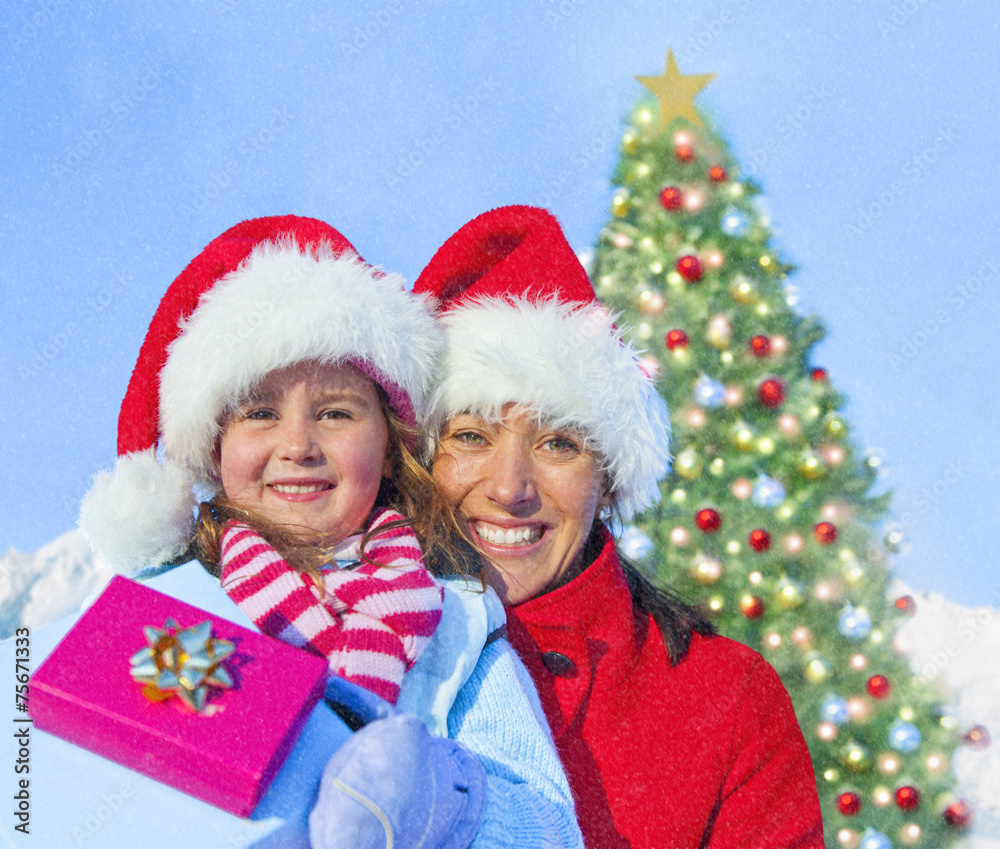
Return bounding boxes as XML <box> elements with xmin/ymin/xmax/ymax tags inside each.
<box><xmin>749</xmin><ymin>335</ymin><xmax>772</xmax><ymax>357</ymax></box>
<box><xmin>757</xmin><ymin>377</ymin><xmax>786</xmax><ymax>407</ymax></box>
<box><xmin>867</xmin><ymin>674</ymin><xmax>891</xmax><ymax>699</ymax></box>
<box><xmin>695</xmin><ymin>508</ymin><xmax>722</xmax><ymax>533</ymax></box>
<box><xmin>676</xmin><ymin>254</ymin><xmax>703</xmax><ymax>282</ymax></box>
<box><xmin>675</xmin><ymin>143</ymin><xmax>695</xmax><ymax>163</ymax></box>
<box><xmin>665</xmin><ymin>329</ymin><xmax>689</xmax><ymax>351</ymax></box>
<box><xmin>708</xmin><ymin>164</ymin><xmax>727</xmax><ymax>183</ymax></box>
<box><xmin>837</xmin><ymin>792</ymin><xmax>861</xmax><ymax>816</ymax></box>
<box><xmin>814</xmin><ymin>522</ymin><xmax>838</xmax><ymax>545</ymax></box>
<box><xmin>748</xmin><ymin>528</ymin><xmax>771</xmax><ymax>552</ymax></box>
<box><xmin>659</xmin><ymin>186</ymin><xmax>683</xmax><ymax>211</ymax></box>
<box><xmin>810</xmin><ymin>367</ymin><xmax>828</xmax><ymax>381</ymax></box>
<box><xmin>895</xmin><ymin>594</ymin><xmax>917</xmax><ymax>616</ymax></box>
<box><xmin>740</xmin><ymin>594</ymin><xmax>765</xmax><ymax>619</ymax></box>
<box><xmin>895</xmin><ymin>786</ymin><xmax>921</xmax><ymax>811</ymax></box>
<box><xmin>964</xmin><ymin>724</ymin><xmax>991</xmax><ymax>750</ymax></box>
<box><xmin>943</xmin><ymin>800</ymin><xmax>974</xmax><ymax>829</ymax></box>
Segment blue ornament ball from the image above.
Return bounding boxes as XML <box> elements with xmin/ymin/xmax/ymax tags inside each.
<box><xmin>694</xmin><ymin>374</ymin><xmax>726</xmax><ymax>408</ymax></box>
<box><xmin>838</xmin><ymin>604</ymin><xmax>873</xmax><ymax>639</ymax></box>
<box><xmin>859</xmin><ymin>828</ymin><xmax>892</xmax><ymax>849</ymax></box>
<box><xmin>751</xmin><ymin>475</ymin><xmax>785</xmax><ymax>507</ymax></box>
<box><xmin>820</xmin><ymin>695</ymin><xmax>849</xmax><ymax>725</ymax></box>
<box><xmin>720</xmin><ymin>206</ymin><xmax>750</xmax><ymax>237</ymax></box>
<box><xmin>888</xmin><ymin>719</ymin><xmax>922</xmax><ymax>752</ymax></box>
<box><xmin>619</xmin><ymin>526</ymin><xmax>654</xmax><ymax>561</ymax></box>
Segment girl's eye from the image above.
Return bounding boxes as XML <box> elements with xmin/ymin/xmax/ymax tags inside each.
<box><xmin>243</xmin><ymin>407</ymin><xmax>276</xmax><ymax>421</ymax></box>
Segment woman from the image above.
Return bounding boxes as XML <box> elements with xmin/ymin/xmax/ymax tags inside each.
<box><xmin>414</xmin><ymin>205</ymin><xmax>825</xmax><ymax>849</ymax></box>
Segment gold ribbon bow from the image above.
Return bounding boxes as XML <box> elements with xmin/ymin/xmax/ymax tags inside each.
<box><xmin>129</xmin><ymin>618</ymin><xmax>235</xmax><ymax>712</ymax></box>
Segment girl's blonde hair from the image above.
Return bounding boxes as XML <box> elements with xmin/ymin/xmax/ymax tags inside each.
<box><xmin>190</xmin><ymin>379</ymin><xmax>479</xmax><ymax>587</ymax></box>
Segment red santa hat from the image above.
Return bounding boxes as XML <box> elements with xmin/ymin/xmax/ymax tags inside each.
<box><xmin>412</xmin><ymin>205</ymin><xmax>670</xmax><ymax>519</ymax></box>
<box><xmin>80</xmin><ymin>215</ymin><xmax>439</xmax><ymax>573</ymax></box>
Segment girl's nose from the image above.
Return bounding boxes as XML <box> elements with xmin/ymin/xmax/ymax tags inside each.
<box><xmin>278</xmin><ymin>417</ymin><xmax>322</xmax><ymax>463</ymax></box>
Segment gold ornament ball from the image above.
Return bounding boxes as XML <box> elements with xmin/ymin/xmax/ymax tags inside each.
<box><xmin>798</xmin><ymin>452</ymin><xmax>826</xmax><ymax>480</ymax></box>
<box><xmin>783</xmin><ymin>533</ymin><xmax>804</xmax><ymax>554</ymax></box>
<box><xmin>792</xmin><ymin>626</ymin><xmax>812</xmax><ymax>648</ymax></box>
<box><xmin>674</xmin><ymin>448</ymin><xmax>703</xmax><ymax>480</ymax></box>
<box><xmin>691</xmin><ymin>556</ymin><xmax>723</xmax><ymax>585</ymax></box>
<box><xmin>849</xmin><ymin>653</ymin><xmax>868</xmax><ymax>671</ymax></box>
<box><xmin>708</xmin><ymin>457</ymin><xmax>725</xmax><ymax>476</ymax></box>
<box><xmin>733</xmin><ymin>425</ymin><xmax>756</xmax><ymax>451</ymax></box>
<box><xmin>706</xmin><ymin>315</ymin><xmax>732</xmax><ymax>349</ymax></box>
<box><xmin>837</xmin><ymin>829</ymin><xmax>859</xmax><ymax>849</ymax></box>
<box><xmin>764</xmin><ymin>632</ymin><xmax>782</xmax><ymax>650</ymax></box>
<box><xmin>611</xmin><ymin>193</ymin><xmax>630</xmax><ymax>218</ymax></box>
<box><xmin>823</xmin><ymin>768</ymin><xmax>840</xmax><ymax>783</ymax></box>
<box><xmin>826</xmin><ymin>416</ymin><xmax>848</xmax><ymax>440</ymax></box>
<box><xmin>803</xmin><ymin>651</ymin><xmax>832</xmax><ymax>683</ymax></box>
<box><xmin>776</xmin><ymin>578</ymin><xmax>805</xmax><ymax>609</ymax></box>
<box><xmin>707</xmin><ymin>594</ymin><xmax>725</xmax><ymax>614</ymax></box>
<box><xmin>841</xmin><ymin>741</ymin><xmax>872</xmax><ymax>772</ymax></box>
<box><xmin>899</xmin><ymin>824</ymin><xmax>921</xmax><ymax>846</ymax></box>
<box><xmin>872</xmin><ymin>786</ymin><xmax>892</xmax><ymax>807</ymax></box>
<box><xmin>729</xmin><ymin>274</ymin><xmax>758</xmax><ymax>304</ymax></box>
<box><xmin>621</xmin><ymin>131</ymin><xmax>639</xmax><ymax>154</ymax></box>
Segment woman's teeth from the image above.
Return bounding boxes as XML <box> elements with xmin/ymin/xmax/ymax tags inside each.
<box><xmin>271</xmin><ymin>483</ymin><xmax>329</xmax><ymax>494</ymax></box>
<box><xmin>475</xmin><ymin>524</ymin><xmax>541</xmax><ymax>546</ymax></box>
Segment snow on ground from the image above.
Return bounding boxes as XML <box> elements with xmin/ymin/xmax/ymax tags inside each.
<box><xmin>893</xmin><ymin>581</ymin><xmax>1000</xmax><ymax>846</ymax></box>
<box><xmin>1</xmin><ymin>536</ymin><xmax>997</xmax><ymax>841</ymax></box>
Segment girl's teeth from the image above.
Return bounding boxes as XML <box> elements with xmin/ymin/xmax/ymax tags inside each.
<box><xmin>273</xmin><ymin>484</ymin><xmax>326</xmax><ymax>494</ymax></box>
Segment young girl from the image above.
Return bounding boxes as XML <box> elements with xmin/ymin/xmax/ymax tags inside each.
<box><xmin>80</xmin><ymin>215</ymin><xmax>583</xmax><ymax>849</ymax></box>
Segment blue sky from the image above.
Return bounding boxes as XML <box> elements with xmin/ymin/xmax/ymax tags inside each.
<box><xmin>2</xmin><ymin>0</ymin><xmax>997</xmax><ymax>607</ymax></box>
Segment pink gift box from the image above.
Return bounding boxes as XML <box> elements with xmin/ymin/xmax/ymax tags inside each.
<box><xmin>29</xmin><ymin>575</ymin><xmax>329</xmax><ymax>817</ymax></box>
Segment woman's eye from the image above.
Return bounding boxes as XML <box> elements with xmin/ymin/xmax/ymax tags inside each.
<box><xmin>542</xmin><ymin>436</ymin><xmax>579</xmax><ymax>453</ymax></box>
<box><xmin>452</xmin><ymin>430</ymin><xmax>486</xmax><ymax>446</ymax></box>
<box><xmin>319</xmin><ymin>409</ymin><xmax>351</xmax><ymax>420</ymax></box>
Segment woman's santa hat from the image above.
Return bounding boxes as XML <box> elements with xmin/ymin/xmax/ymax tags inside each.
<box><xmin>412</xmin><ymin>204</ymin><xmax>670</xmax><ymax>519</ymax></box>
<box><xmin>81</xmin><ymin>215</ymin><xmax>439</xmax><ymax>573</ymax></box>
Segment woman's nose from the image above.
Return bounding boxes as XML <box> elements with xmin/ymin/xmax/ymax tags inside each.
<box><xmin>482</xmin><ymin>442</ymin><xmax>538</xmax><ymax>511</ymax></box>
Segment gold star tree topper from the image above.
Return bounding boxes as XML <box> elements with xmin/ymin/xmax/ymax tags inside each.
<box><xmin>636</xmin><ymin>49</ymin><xmax>716</xmax><ymax>132</ymax></box>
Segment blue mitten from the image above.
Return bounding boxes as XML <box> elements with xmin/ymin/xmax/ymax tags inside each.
<box><xmin>309</xmin><ymin>714</ymin><xmax>487</xmax><ymax>849</ymax></box>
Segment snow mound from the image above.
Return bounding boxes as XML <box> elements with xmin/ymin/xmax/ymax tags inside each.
<box><xmin>893</xmin><ymin>581</ymin><xmax>1000</xmax><ymax>845</ymax></box>
<box><xmin>0</xmin><ymin>529</ymin><xmax>113</xmax><ymax>639</ymax></box>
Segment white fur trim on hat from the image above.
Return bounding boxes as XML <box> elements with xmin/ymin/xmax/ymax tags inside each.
<box><xmin>426</xmin><ymin>297</ymin><xmax>671</xmax><ymax>518</ymax></box>
<box><xmin>160</xmin><ymin>239</ymin><xmax>439</xmax><ymax>484</ymax></box>
<box><xmin>79</xmin><ymin>449</ymin><xmax>197</xmax><ymax>574</ymax></box>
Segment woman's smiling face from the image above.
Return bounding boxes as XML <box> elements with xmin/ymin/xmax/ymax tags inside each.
<box><xmin>433</xmin><ymin>405</ymin><xmax>605</xmax><ymax>605</ymax></box>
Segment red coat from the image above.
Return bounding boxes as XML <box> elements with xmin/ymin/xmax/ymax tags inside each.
<box><xmin>505</xmin><ymin>528</ymin><xmax>824</xmax><ymax>849</ymax></box>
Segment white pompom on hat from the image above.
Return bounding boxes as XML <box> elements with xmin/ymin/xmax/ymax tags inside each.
<box><xmin>80</xmin><ymin>215</ymin><xmax>439</xmax><ymax>573</ymax></box>
<box><xmin>412</xmin><ymin>205</ymin><xmax>670</xmax><ymax>519</ymax></box>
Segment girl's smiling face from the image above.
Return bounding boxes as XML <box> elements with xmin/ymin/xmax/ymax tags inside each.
<box><xmin>219</xmin><ymin>361</ymin><xmax>390</xmax><ymax>542</ymax></box>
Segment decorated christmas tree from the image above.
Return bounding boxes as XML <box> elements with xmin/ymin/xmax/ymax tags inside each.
<box><xmin>591</xmin><ymin>50</ymin><xmax>976</xmax><ymax>849</ymax></box>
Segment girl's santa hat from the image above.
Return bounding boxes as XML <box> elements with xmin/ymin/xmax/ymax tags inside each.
<box><xmin>81</xmin><ymin>215</ymin><xmax>439</xmax><ymax>573</ymax></box>
<box><xmin>412</xmin><ymin>205</ymin><xmax>670</xmax><ymax>519</ymax></box>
